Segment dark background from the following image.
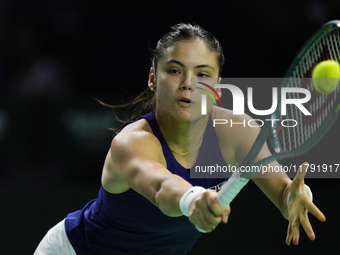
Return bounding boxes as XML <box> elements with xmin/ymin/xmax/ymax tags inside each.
<box><xmin>0</xmin><ymin>0</ymin><xmax>339</xmax><ymax>254</ymax></box>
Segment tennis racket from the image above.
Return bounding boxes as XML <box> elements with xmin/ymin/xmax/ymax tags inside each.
<box><xmin>214</xmin><ymin>20</ymin><xmax>340</xmax><ymax>214</ymax></box>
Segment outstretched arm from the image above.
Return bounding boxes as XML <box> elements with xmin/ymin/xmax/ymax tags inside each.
<box><xmin>107</xmin><ymin>128</ymin><xmax>230</xmax><ymax>232</ymax></box>
<box><xmin>227</xmin><ymin>113</ymin><xmax>326</xmax><ymax>244</ymax></box>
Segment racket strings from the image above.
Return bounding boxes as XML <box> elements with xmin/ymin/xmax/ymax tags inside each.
<box><xmin>277</xmin><ymin>27</ymin><xmax>340</xmax><ymax>152</ymax></box>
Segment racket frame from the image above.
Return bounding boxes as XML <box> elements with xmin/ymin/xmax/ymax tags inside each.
<box><xmin>242</xmin><ymin>20</ymin><xmax>340</xmax><ymax>174</ymax></box>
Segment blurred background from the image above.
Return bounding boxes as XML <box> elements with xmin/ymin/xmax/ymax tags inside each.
<box><xmin>0</xmin><ymin>0</ymin><xmax>339</xmax><ymax>254</ymax></box>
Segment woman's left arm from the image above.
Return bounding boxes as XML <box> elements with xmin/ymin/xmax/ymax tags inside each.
<box><xmin>231</xmin><ymin>113</ymin><xmax>326</xmax><ymax>245</ymax></box>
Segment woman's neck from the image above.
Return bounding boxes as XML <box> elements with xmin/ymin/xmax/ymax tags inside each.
<box><xmin>155</xmin><ymin>110</ymin><xmax>209</xmax><ymax>156</ymax></box>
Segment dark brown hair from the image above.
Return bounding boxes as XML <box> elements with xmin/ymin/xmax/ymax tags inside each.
<box><xmin>99</xmin><ymin>23</ymin><xmax>224</xmax><ymax>134</ymax></box>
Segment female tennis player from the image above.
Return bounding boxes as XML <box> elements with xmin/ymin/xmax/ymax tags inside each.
<box><xmin>34</xmin><ymin>23</ymin><xmax>325</xmax><ymax>255</ymax></box>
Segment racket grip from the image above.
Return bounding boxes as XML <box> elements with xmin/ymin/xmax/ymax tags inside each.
<box><xmin>195</xmin><ymin>175</ymin><xmax>250</xmax><ymax>233</ymax></box>
<box><xmin>217</xmin><ymin>176</ymin><xmax>250</xmax><ymax>209</ymax></box>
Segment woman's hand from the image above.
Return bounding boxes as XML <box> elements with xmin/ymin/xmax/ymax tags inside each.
<box><xmin>286</xmin><ymin>162</ymin><xmax>326</xmax><ymax>245</ymax></box>
<box><xmin>188</xmin><ymin>190</ymin><xmax>231</xmax><ymax>233</ymax></box>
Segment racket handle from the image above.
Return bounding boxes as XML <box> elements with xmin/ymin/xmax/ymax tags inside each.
<box><xmin>195</xmin><ymin>174</ymin><xmax>250</xmax><ymax>233</ymax></box>
<box><xmin>217</xmin><ymin>176</ymin><xmax>250</xmax><ymax>209</ymax></box>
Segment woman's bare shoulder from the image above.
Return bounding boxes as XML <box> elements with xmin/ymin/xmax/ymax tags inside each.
<box><xmin>102</xmin><ymin>118</ymin><xmax>166</xmax><ymax>194</ymax></box>
<box><xmin>211</xmin><ymin>106</ymin><xmax>261</xmax><ymax>165</ymax></box>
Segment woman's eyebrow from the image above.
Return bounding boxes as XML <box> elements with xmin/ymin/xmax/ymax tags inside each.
<box><xmin>195</xmin><ymin>64</ymin><xmax>215</xmax><ymax>71</ymax></box>
<box><xmin>165</xmin><ymin>59</ymin><xmax>185</xmax><ymax>67</ymax></box>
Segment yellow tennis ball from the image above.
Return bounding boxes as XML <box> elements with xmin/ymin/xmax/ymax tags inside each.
<box><xmin>312</xmin><ymin>60</ymin><xmax>340</xmax><ymax>94</ymax></box>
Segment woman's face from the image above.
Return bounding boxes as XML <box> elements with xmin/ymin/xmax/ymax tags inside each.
<box><xmin>149</xmin><ymin>39</ymin><xmax>220</xmax><ymax>122</ymax></box>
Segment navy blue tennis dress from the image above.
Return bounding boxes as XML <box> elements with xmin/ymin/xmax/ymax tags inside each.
<box><xmin>65</xmin><ymin>111</ymin><xmax>227</xmax><ymax>254</ymax></box>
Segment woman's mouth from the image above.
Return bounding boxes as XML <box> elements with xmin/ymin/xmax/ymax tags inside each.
<box><xmin>178</xmin><ymin>98</ymin><xmax>192</xmax><ymax>107</ymax></box>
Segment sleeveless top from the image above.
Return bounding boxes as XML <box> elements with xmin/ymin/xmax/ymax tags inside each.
<box><xmin>65</xmin><ymin>111</ymin><xmax>227</xmax><ymax>255</ymax></box>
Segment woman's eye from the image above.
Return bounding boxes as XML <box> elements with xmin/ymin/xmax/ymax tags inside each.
<box><xmin>198</xmin><ymin>73</ymin><xmax>210</xmax><ymax>78</ymax></box>
<box><xmin>168</xmin><ymin>69</ymin><xmax>180</xmax><ymax>74</ymax></box>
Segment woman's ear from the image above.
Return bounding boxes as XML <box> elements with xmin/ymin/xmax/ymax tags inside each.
<box><xmin>148</xmin><ymin>67</ymin><xmax>156</xmax><ymax>91</ymax></box>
